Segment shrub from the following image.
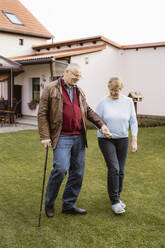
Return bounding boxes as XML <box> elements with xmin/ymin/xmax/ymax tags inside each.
<box><xmin>137</xmin><ymin>117</ymin><xmax>165</xmax><ymax>127</ymax></box>
<box><xmin>86</xmin><ymin>116</ymin><xmax>165</xmax><ymax>129</ymax></box>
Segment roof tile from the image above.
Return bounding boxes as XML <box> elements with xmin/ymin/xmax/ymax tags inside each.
<box><xmin>0</xmin><ymin>0</ymin><xmax>52</xmax><ymax>39</ymax></box>
<box><xmin>10</xmin><ymin>44</ymin><xmax>106</xmax><ymax>63</ymax></box>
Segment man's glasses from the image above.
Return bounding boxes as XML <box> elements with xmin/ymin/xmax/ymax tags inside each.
<box><xmin>70</xmin><ymin>70</ymin><xmax>82</xmax><ymax>79</ymax></box>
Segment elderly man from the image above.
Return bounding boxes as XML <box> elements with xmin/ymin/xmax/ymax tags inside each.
<box><xmin>38</xmin><ymin>63</ymin><xmax>111</xmax><ymax>218</ymax></box>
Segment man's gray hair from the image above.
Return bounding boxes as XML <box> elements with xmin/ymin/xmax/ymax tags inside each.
<box><xmin>65</xmin><ymin>63</ymin><xmax>81</xmax><ymax>72</ymax></box>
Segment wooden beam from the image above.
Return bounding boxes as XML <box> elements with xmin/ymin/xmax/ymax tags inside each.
<box><xmin>50</xmin><ymin>61</ymin><xmax>54</xmax><ymax>81</ymax></box>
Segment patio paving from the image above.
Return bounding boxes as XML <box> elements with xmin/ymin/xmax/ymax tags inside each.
<box><xmin>0</xmin><ymin>124</ymin><xmax>37</xmax><ymax>133</ymax></box>
<box><xmin>0</xmin><ymin>116</ymin><xmax>38</xmax><ymax>133</ymax></box>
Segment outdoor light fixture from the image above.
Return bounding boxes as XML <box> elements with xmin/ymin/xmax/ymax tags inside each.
<box><xmin>85</xmin><ymin>57</ymin><xmax>89</xmax><ymax>64</ymax></box>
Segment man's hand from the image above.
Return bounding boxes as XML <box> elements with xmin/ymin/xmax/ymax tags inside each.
<box><xmin>41</xmin><ymin>139</ymin><xmax>52</xmax><ymax>149</ymax></box>
<box><xmin>130</xmin><ymin>136</ymin><xmax>137</xmax><ymax>152</ymax></box>
<box><xmin>101</xmin><ymin>124</ymin><xmax>112</xmax><ymax>139</ymax></box>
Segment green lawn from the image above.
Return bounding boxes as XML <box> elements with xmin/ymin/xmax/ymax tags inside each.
<box><xmin>0</xmin><ymin>127</ymin><xmax>165</xmax><ymax>248</ymax></box>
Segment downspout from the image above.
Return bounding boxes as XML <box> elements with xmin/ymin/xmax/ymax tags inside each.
<box><xmin>11</xmin><ymin>68</ymin><xmax>14</xmax><ymax>109</ymax></box>
<box><xmin>8</xmin><ymin>70</ymin><xmax>11</xmax><ymax>110</ymax></box>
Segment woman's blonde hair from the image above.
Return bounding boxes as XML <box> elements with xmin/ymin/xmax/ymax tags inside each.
<box><xmin>108</xmin><ymin>77</ymin><xmax>123</xmax><ymax>90</ymax></box>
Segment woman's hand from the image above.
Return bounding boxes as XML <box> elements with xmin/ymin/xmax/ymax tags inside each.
<box><xmin>101</xmin><ymin>124</ymin><xmax>112</xmax><ymax>139</ymax></box>
<box><xmin>130</xmin><ymin>136</ymin><xmax>137</xmax><ymax>152</ymax></box>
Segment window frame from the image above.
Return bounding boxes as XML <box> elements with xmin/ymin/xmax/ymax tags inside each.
<box><xmin>32</xmin><ymin>78</ymin><xmax>40</xmax><ymax>103</ymax></box>
<box><xmin>19</xmin><ymin>39</ymin><xmax>24</xmax><ymax>46</ymax></box>
<box><xmin>2</xmin><ymin>10</ymin><xmax>24</xmax><ymax>26</ymax></box>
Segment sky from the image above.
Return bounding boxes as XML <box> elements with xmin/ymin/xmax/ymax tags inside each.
<box><xmin>19</xmin><ymin>0</ymin><xmax>165</xmax><ymax>45</ymax></box>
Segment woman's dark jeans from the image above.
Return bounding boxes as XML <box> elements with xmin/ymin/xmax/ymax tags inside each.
<box><xmin>98</xmin><ymin>137</ymin><xmax>129</xmax><ymax>205</ymax></box>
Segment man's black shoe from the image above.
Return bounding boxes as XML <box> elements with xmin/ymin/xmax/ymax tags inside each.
<box><xmin>45</xmin><ymin>204</ymin><xmax>54</xmax><ymax>218</ymax></box>
<box><xmin>62</xmin><ymin>205</ymin><xmax>87</xmax><ymax>215</ymax></box>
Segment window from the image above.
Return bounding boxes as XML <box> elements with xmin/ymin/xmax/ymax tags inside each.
<box><xmin>2</xmin><ymin>11</ymin><xmax>23</xmax><ymax>25</ymax></box>
<box><xmin>32</xmin><ymin>78</ymin><xmax>40</xmax><ymax>103</ymax></box>
<box><xmin>19</xmin><ymin>39</ymin><xmax>24</xmax><ymax>46</ymax></box>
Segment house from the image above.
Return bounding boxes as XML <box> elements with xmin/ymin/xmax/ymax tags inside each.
<box><xmin>0</xmin><ymin>0</ymin><xmax>53</xmax><ymax>57</ymax></box>
<box><xmin>0</xmin><ymin>0</ymin><xmax>53</xmax><ymax>115</ymax></box>
<box><xmin>12</xmin><ymin>35</ymin><xmax>165</xmax><ymax>117</ymax></box>
<box><xmin>0</xmin><ymin>0</ymin><xmax>165</xmax><ymax>118</ymax></box>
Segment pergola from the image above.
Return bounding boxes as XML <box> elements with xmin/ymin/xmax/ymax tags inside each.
<box><xmin>0</xmin><ymin>56</ymin><xmax>23</xmax><ymax>110</ymax></box>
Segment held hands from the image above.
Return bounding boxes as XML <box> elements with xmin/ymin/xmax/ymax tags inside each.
<box><xmin>130</xmin><ymin>136</ymin><xmax>137</xmax><ymax>152</ymax></box>
<box><xmin>101</xmin><ymin>124</ymin><xmax>112</xmax><ymax>139</ymax></box>
<box><xmin>41</xmin><ymin>139</ymin><xmax>52</xmax><ymax>149</ymax></box>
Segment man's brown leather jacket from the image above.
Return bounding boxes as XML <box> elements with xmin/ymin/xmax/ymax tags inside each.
<box><xmin>38</xmin><ymin>80</ymin><xmax>105</xmax><ymax>149</ymax></box>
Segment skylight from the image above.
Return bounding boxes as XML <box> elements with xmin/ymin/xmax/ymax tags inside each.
<box><xmin>2</xmin><ymin>11</ymin><xmax>23</xmax><ymax>25</ymax></box>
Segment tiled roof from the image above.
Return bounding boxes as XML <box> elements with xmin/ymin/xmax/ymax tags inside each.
<box><xmin>10</xmin><ymin>44</ymin><xmax>106</xmax><ymax>64</ymax></box>
<box><xmin>121</xmin><ymin>41</ymin><xmax>165</xmax><ymax>49</ymax></box>
<box><xmin>0</xmin><ymin>74</ymin><xmax>8</xmax><ymax>82</ymax></box>
<box><xmin>0</xmin><ymin>0</ymin><xmax>52</xmax><ymax>39</ymax></box>
<box><xmin>32</xmin><ymin>35</ymin><xmax>165</xmax><ymax>51</ymax></box>
<box><xmin>33</xmin><ymin>35</ymin><xmax>121</xmax><ymax>50</ymax></box>
<box><xmin>0</xmin><ymin>55</ymin><xmax>22</xmax><ymax>69</ymax></box>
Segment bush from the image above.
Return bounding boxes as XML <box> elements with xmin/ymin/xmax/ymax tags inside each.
<box><xmin>86</xmin><ymin>116</ymin><xmax>165</xmax><ymax>129</ymax></box>
<box><xmin>137</xmin><ymin>117</ymin><xmax>165</xmax><ymax>127</ymax></box>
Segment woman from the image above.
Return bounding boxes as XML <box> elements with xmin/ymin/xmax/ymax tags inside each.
<box><xmin>96</xmin><ymin>77</ymin><xmax>138</xmax><ymax>214</ymax></box>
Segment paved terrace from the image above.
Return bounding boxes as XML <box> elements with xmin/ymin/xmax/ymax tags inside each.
<box><xmin>0</xmin><ymin>117</ymin><xmax>38</xmax><ymax>133</ymax></box>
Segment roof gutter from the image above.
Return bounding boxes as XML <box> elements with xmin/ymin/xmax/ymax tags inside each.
<box><xmin>0</xmin><ymin>28</ymin><xmax>53</xmax><ymax>39</ymax></box>
<box><xmin>15</xmin><ymin>57</ymin><xmax>68</xmax><ymax>66</ymax></box>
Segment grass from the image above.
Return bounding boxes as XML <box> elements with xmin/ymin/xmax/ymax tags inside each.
<box><xmin>0</xmin><ymin>127</ymin><xmax>165</xmax><ymax>248</ymax></box>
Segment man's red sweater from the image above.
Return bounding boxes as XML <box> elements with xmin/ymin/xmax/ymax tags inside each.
<box><xmin>61</xmin><ymin>81</ymin><xmax>82</xmax><ymax>135</ymax></box>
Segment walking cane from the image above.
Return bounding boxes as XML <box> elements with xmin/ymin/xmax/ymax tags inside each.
<box><xmin>38</xmin><ymin>146</ymin><xmax>49</xmax><ymax>229</ymax></box>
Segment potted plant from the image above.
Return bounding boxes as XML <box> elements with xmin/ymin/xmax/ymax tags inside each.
<box><xmin>28</xmin><ymin>99</ymin><xmax>38</xmax><ymax>110</ymax></box>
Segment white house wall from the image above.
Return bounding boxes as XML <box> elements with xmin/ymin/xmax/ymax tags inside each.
<box><xmin>71</xmin><ymin>45</ymin><xmax>120</xmax><ymax>110</ymax></box>
<box><xmin>14</xmin><ymin>45</ymin><xmax>120</xmax><ymax>117</ymax></box>
<box><xmin>72</xmin><ymin>44</ymin><xmax>165</xmax><ymax>116</ymax></box>
<box><xmin>10</xmin><ymin>42</ymin><xmax>165</xmax><ymax>117</ymax></box>
<box><xmin>15</xmin><ymin>64</ymin><xmax>50</xmax><ymax>116</ymax></box>
<box><xmin>0</xmin><ymin>82</ymin><xmax>7</xmax><ymax>99</ymax></box>
<box><xmin>119</xmin><ymin>47</ymin><xmax>165</xmax><ymax>116</ymax></box>
<box><xmin>0</xmin><ymin>33</ymin><xmax>48</xmax><ymax>57</ymax></box>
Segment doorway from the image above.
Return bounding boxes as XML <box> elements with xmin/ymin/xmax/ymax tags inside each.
<box><xmin>14</xmin><ymin>85</ymin><xmax>22</xmax><ymax>117</ymax></box>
